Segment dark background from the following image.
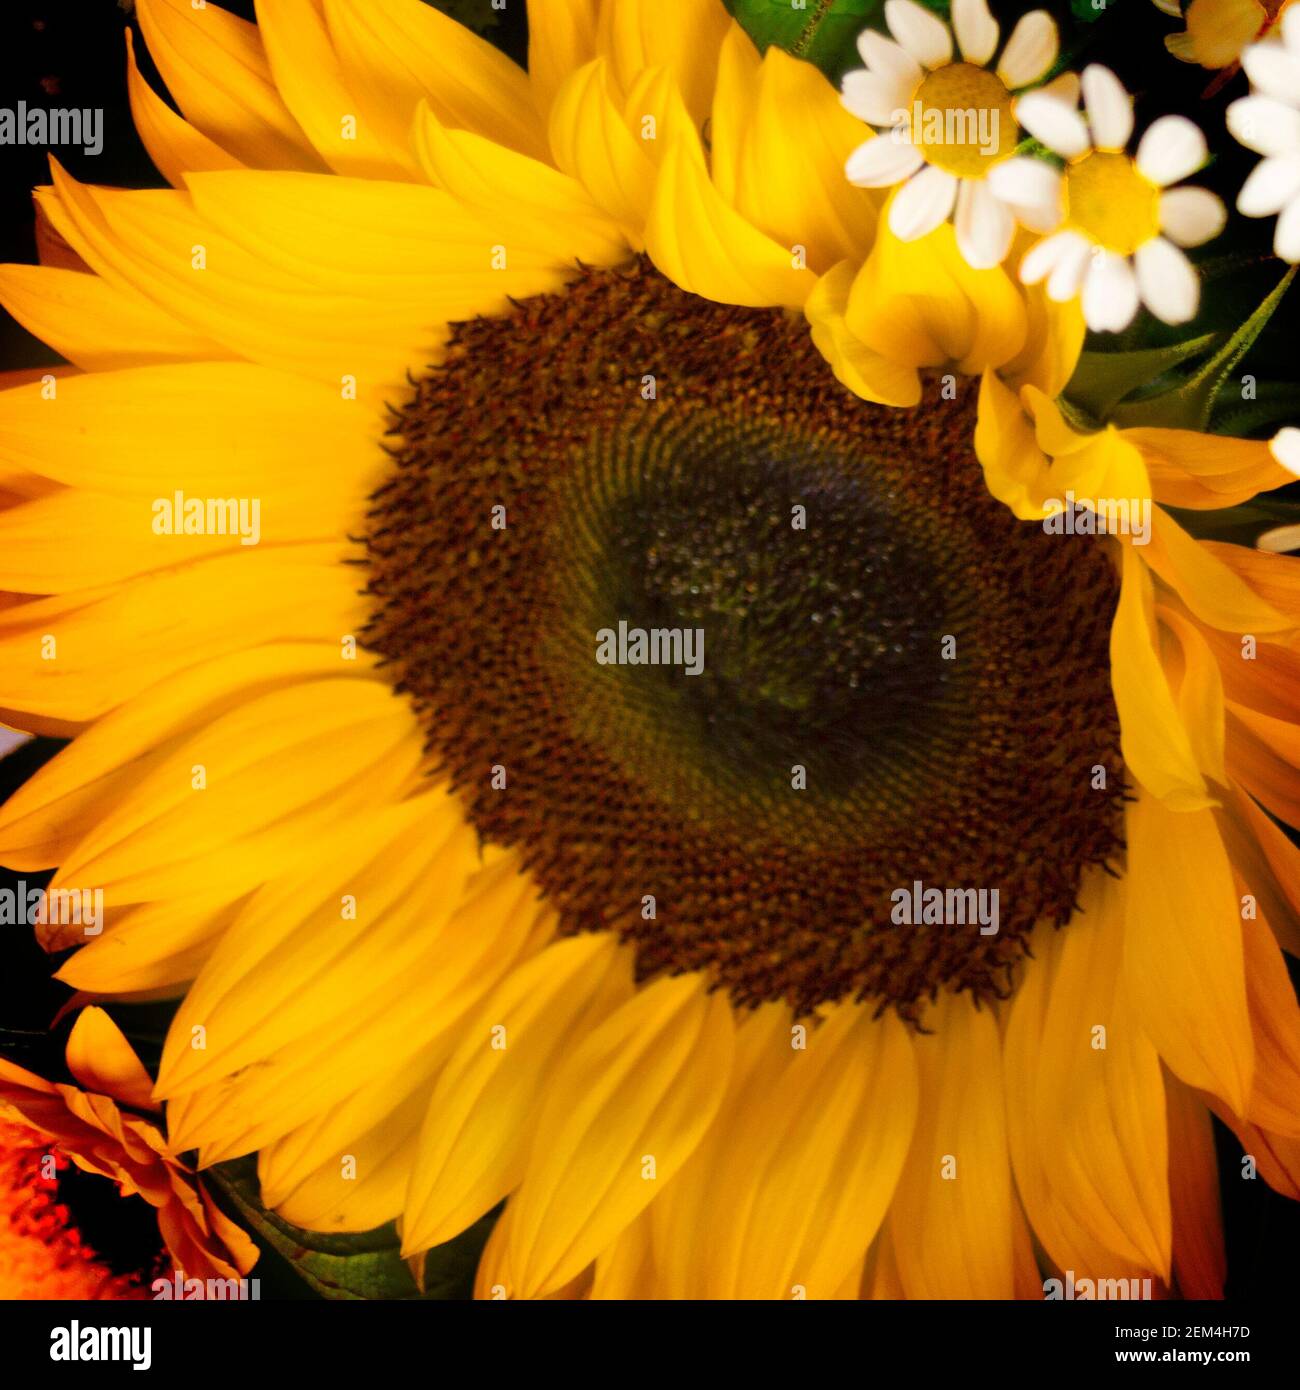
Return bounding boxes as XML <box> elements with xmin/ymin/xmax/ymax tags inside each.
<box><xmin>0</xmin><ymin>0</ymin><xmax>1296</xmax><ymax>1298</ymax></box>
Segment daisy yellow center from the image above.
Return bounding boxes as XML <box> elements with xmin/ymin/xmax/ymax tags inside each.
<box><xmin>1064</xmin><ymin>151</ymin><xmax>1162</xmax><ymax>256</ymax></box>
<box><xmin>363</xmin><ymin>260</ymin><xmax>1126</xmax><ymax>1018</ymax></box>
<box><xmin>909</xmin><ymin>63</ymin><xmax>1017</xmax><ymax>177</ymax></box>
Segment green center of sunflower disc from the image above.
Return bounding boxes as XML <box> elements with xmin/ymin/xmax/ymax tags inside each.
<box><xmin>364</xmin><ymin>259</ymin><xmax>1125</xmax><ymax>1017</ymax></box>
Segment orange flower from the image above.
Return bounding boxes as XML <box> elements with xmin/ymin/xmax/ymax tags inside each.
<box><xmin>0</xmin><ymin>1007</ymin><xmax>257</xmax><ymax>1291</ymax></box>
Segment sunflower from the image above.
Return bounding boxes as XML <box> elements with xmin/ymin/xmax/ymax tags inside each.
<box><xmin>1154</xmin><ymin>0</ymin><xmax>1294</xmax><ymax>70</ymax></box>
<box><xmin>0</xmin><ymin>1007</ymin><xmax>257</xmax><ymax>1289</ymax></box>
<box><xmin>0</xmin><ymin>0</ymin><xmax>1298</xmax><ymax>1301</ymax></box>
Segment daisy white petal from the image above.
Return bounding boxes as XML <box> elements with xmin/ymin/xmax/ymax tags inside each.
<box><xmin>1257</xmin><ymin>523</ymin><xmax>1300</xmax><ymax>552</ymax></box>
<box><xmin>988</xmin><ymin>156</ymin><xmax>1063</xmax><ymax>229</ymax></box>
<box><xmin>1010</xmin><ymin>199</ymin><xmax>1065</xmax><ymax>234</ymax></box>
<box><xmin>1270</xmin><ymin>426</ymin><xmax>1300</xmax><ymax>477</ymax></box>
<box><xmin>856</xmin><ymin>30</ymin><xmax>925</xmax><ymax>88</ymax></box>
<box><xmin>1150</xmin><ymin>0</ymin><xmax>1182</xmax><ymax>15</ymax></box>
<box><xmin>841</xmin><ymin>69</ymin><xmax>915</xmax><ymax>126</ymax></box>
<box><xmin>1241</xmin><ymin>41</ymin><xmax>1300</xmax><ymax>108</ymax></box>
<box><xmin>1135</xmin><ymin>114</ymin><xmax>1207</xmax><ymax>187</ymax></box>
<box><xmin>1082</xmin><ymin>250</ymin><xmax>1140</xmax><ymax>332</ymax></box>
<box><xmin>989</xmin><ymin>154</ymin><xmax>1061</xmax><ymax>205</ymax></box>
<box><xmin>1226</xmin><ymin>95</ymin><xmax>1300</xmax><ymax>158</ymax></box>
<box><xmin>1284</xmin><ymin>7</ymin><xmax>1300</xmax><ymax>57</ymax></box>
<box><xmin>1081</xmin><ymin>64</ymin><xmax>1133</xmax><ymax>150</ymax></box>
<box><xmin>1038</xmin><ymin>71</ymin><xmax>1081</xmax><ymax>106</ymax></box>
<box><xmin>1237</xmin><ymin>154</ymin><xmax>1300</xmax><ymax>216</ymax></box>
<box><xmin>997</xmin><ymin>10</ymin><xmax>1059</xmax><ymax>88</ymax></box>
<box><xmin>846</xmin><ymin>134</ymin><xmax>926</xmax><ymax>187</ymax></box>
<box><xmin>1015</xmin><ymin>91</ymin><xmax>1091</xmax><ymax>159</ymax></box>
<box><xmin>884</xmin><ymin>0</ymin><xmax>954</xmax><ymax>68</ymax></box>
<box><xmin>955</xmin><ymin>178</ymin><xmax>1016</xmax><ymax>268</ymax></box>
<box><xmin>1268</xmin><ymin>426</ymin><xmax>1300</xmax><ymax>481</ymax></box>
<box><xmin>1135</xmin><ymin>237</ymin><xmax>1199</xmax><ymax>325</ymax></box>
<box><xmin>889</xmin><ymin>164</ymin><xmax>959</xmax><ymax>239</ymax></box>
<box><xmin>1159</xmin><ymin>186</ymin><xmax>1227</xmax><ymax>246</ymax></box>
<box><xmin>1275</xmin><ymin>192</ymin><xmax>1300</xmax><ymax>261</ymax></box>
<box><xmin>1046</xmin><ymin>235</ymin><xmax>1093</xmax><ymax>301</ymax></box>
<box><xmin>952</xmin><ymin>0</ymin><xmax>999</xmax><ymax>65</ymax></box>
<box><xmin>1019</xmin><ymin>228</ymin><xmax>1086</xmax><ymax>284</ymax></box>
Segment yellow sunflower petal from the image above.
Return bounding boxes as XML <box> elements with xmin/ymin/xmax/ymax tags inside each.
<box><xmin>1157</xmin><ymin>602</ymin><xmax>1228</xmax><ymax>785</ymax></box>
<box><xmin>167</xmin><ymin>855</ymin><xmax>544</xmax><ymax>1160</ymax></box>
<box><xmin>595</xmin><ymin>0</ymin><xmax>731</xmax><ymax>122</ymax></box>
<box><xmin>527</xmin><ymin>0</ymin><xmax>599</xmax><ymax>118</ymax></box>
<box><xmin>734</xmin><ymin>44</ymin><xmax>879</xmax><ymax>272</ymax></box>
<box><xmin>323</xmin><ymin>0</ymin><xmax>547</xmax><ymax>160</ymax></box>
<box><xmin>65</xmin><ymin>1007</ymin><xmax>157</xmax><ymax>1112</ymax></box>
<box><xmin>1002</xmin><ymin>280</ymin><xmax>1085</xmax><ymax>397</ymax></box>
<box><xmin>255</xmin><ymin>0</ymin><xmax>416</xmax><ymax>179</ymax></box>
<box><xmin>51</xmin><ymin>167</ymin><xmax>573</xmax><ymax>393</ymax></box>
<box><xmin>1006</xmin><ymin>874</ymin><xmax>1171</xmax><ymax>1278</ymax></box>
<box><xmin>1145</xmin><ymin>510</ymin><xmax>1291</xmax><ymax>634</ymax></box>
<box><xmin>57</xmin><ymin>896</ymin><xmax>244</xmax><ymax>994</ymax></box>
<box><xmin>411</xmin><ymin>102</ymin><xmax>628</xmax><ymax>266</ymax></box>
<box><xmin>124</xmin><ymin>28</ymin><xmax>244</xmax><ymax>187</ymax></box>
<box><xmin>973</xmin><ymin>368</ymin><xmax>1053</xmax><ymax>519</ymax></box>
<box><xmin>1127</xmin><ymin>427</ymin><xmax>1293</xmax><ymax>510</ymax></box>
<box><xmin>1124</xmin><ymin>786</ymin><xmax>1255</xmax><ymax>1115</ymax></box>
<box><xmin>480</xmin><ymin>974</ymin><xmax>734</xmax><ymax>1300</ymax></box>
<box><xmin>0</xmin><ymin>264</ymin><xmax>234</xmax><ymax>372</ymax></box>
<box><xmin>885</xmin><ymin>991</ymin><xmax>1018</xmax><ymax>1298</ymax></box>
<box><xmin>136</xmin><ymin>0</ymin><xmax>325</xmax><ymax>171</ymax></box>
<box><xmin>1165</xmin><ymin>1074</ymin><xmax>1226</xmax><ymax>1299</ymax></box>
<box><xmin>0</xmin><ymin>644</ymin><xmax>362</xmax><ymax>873</ymax></box>
<box><xmin>709</xmin><ymin>22</ymin><xmax>762</xmax><ymax>207</ymax></box>
<box><xmin>263</xmin><ymin>1085</ymin><xmax>426</xmax><ymax>1233</ymax></box>
<box><xmin>402</xmin><ymin>934</ymin><xmax>634</xmax><ymax>1256</ymax></box>
<box><xmin>1215</xmin><ymin>782</ymin><xmax>1300</xmax><ymax>958</ymax></box>
<box><xmin>1110</xmin><ymin>542</ymin><xmax>1214</xmax><ymax>810</ymax></box>
<box><xmin>845</xmin><ymin>214</ymin><xmax>1028</xmax><ymax>374</ymax></box>
<box><xmin>1242</xmin><ymin>913</ymin><xmax>1300</xmax><ymax>1137</ymax></box>
<box><xmin>675</xmin><ymin>1002</ymin><xmax>918</xmax><ymax>1299</ymax></box>
<box><xmin>259</xmin><ymin>906</ymin><xmax>561</xmax><ymax>1206</ymax></box>
<box><xmin>645</xmin><ymin>136</ymin><xmax>817</xmax><ymax>308</ymax></box>
<box><xmin>548</xmin><ymin>58</ymin><xmax>658</xmax><ymax>241</ymax></box>
<box><xmin>805</xmin><ymin>262</ymin><xmax>923</xmax><ymax>406</ymax></box>
<box><xmin>0</xmin><ymin>546</ymin><xmax>369</xmax><ymax>723</ymax></box>
<box><xmin>645</xmin><ymin>1001</ymin><xmax>790</xmax><ymax>1298</ymax></box>
<box><xmin>1228</xmin><ymin>701</ymin><xmax>1300</xmax><ymax>825</ymax></box>
<box><xmin>52</xmin><ymin>679</ymin><xmax>420</xmax><ymax>906</ymax></box>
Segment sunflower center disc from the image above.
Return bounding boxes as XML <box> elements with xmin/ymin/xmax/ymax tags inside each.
<box><xmin>364</xmin><ymin>259</ymin><xmax>1125</xmax><ymax>1016</ymax></box>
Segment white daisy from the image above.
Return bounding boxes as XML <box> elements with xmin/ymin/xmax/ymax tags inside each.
<box><xmin>1271</xmin><ymin>426</ymin><xmax>1300</xmax><ymax>476</ymax></box>
<box><xmin>841</xmin><ymin>0</ymin><xmax>1067</xmax><ymax>269</ymax></box>
<box><xmin>1015</xmin><ymin>65</ymin><xmax>1226</xmax><ymax>332</ymax></box>
<box><xmin>1226</xmin><ymin>9</ymin><xmax>1300</xmax><ymax>262</ymax></box>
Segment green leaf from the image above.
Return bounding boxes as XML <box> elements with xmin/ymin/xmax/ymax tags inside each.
<box><xmin>724</xmin><ymin>0</ymin><xmax>888</xmax><ymax>83</ymax></box>
<box><xmin>1107</xmin><ymin>265</ymin><xmax>1297</xmax><ymax>432</ymax></box>
<box><xmin>205</xmin><ymin>1156</ymin><xmax>495</xmax><ymax>1300</ymax></box>
<box><xmin>1070</xmin><ymin>0</ymin><xmax>1113</xmax><ymax>22</ymax></box>
<box><xmin>1167</xmin><ymin>495</ymin><xmax>1300</xmax><ymax>549</ymax></box>
<box><xmin>1066</xmin><ymin>332</ymin><xmax>1218</xmax><ymax>424</ymax></box>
